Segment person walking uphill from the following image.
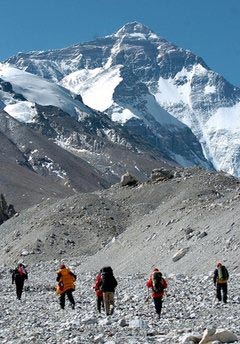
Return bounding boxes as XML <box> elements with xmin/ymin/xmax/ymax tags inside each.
<box><xmin>12</xmin><ymin>263</ymin><xmax>28</xmax><ymax>300</ymax></box>
<box><xmin>56</xmin><ymin>264</ymin><xmax>76</xmax><ymax>310</ymax></box>
<box><xmin>213</xmin><ymin>262</ymin><xmax>229</xmax><ymax>303</ymax></box>
<box><xmin>93</xmin><ymin>269</ymin><xmax>104</xmax><ymax>313</ymax></box>
<box><xmin>146</xmin><ymin>268</ymin><xmax>168</xmax><ymax>319</ymax></box>
<box><xmin>101</xmin><ymin>266</ymin><xmax>118</xmax><ymax>316</ymax></box>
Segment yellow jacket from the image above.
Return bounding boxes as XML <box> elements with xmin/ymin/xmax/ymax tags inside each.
<box><xmin>56</xmin><ymin>268</ymin><xmax>76</xmax><ymax>295</ymax></box>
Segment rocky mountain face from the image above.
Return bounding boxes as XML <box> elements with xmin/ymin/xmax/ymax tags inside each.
<box><xmin>0</xmin><ymin>60</ymin><xmax>211</xmax><ymax>207</ymax></box>
<box><xmin>0</xmin><ymin>109</ymin><xmax>111</xmax><ymax>210</ymax></box>
<box><xmin>6</xmin><ymin>22</ymin><xmax>240</xmax><ymax>176</ymax></box>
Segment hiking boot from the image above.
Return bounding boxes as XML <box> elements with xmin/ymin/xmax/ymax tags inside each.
<box><xmin>71</xmin><ymin>304</ymin><xmax>75</xmax><ymax>310</ymax></box>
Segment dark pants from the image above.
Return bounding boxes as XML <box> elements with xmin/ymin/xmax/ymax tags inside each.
<box><xmin>153</xmin><ymin>297</ymin><xmax>163</xmax><ymax>317</ymax></box>
<box><xmin>216</xmin><ymin>283</ymin><xmax>228</xmax><ymax>303</ymax></box>
<box><xmin>97</xmin><ymin>296</ymin><xmax>104</xmax><ymax>313</ymax></box>
<box><xmin>15</xmin><ymin>280</ymin><xmax>24</xmax><ymax>300</ymax></box>
<box><xmin>60</xmin><ymin>290</ymin><xmax>75</xmax><ymax>309</ymax></box>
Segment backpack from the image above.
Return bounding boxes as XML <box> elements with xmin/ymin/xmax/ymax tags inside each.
<box><xmin>218</xmin><ymin>266</ymin><xmax>228</xmax><ymax>281</ymax></box>
<box><xmin>102</xmin><ymin>266</ymin><xmax>113</xmax><ymax>274</ymax></box>
<box><xmin>100</xmin><ymin>268</ymin><xmax>117</xmax><ymax>292</ymax></box>
<box><xmin>18</xmin><ymin>265</ymin><xmax>26</xmax><ymax>277</ymax></box>
<box><xmin>152</xmin><ymin>271</ymin><xmax>164</xmax><ymax>292</ymax></box>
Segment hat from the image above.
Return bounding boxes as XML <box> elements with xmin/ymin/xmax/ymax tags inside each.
<box><xmin>153</xmin><ymin>268</ymin><xmax>159</xmax><ymax>272</ymax></box>
<box><xmin>60</xmin><ymin>264</ymin><xmax>66</xmax><ymax>269</ymax></box>
<box><xmin>217</xmin><ymin>262</ymin><xmax>222</xmax><ymax>267</ymax></box>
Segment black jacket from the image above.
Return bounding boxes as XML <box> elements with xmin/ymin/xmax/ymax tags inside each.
<box><xmin>12</xmin><ymin>266</ymin><xmax>28</xmax><ymax>284</ymax></box>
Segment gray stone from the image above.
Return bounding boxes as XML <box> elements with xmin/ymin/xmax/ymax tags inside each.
<box><xmin>120</xmin><ymin>172</ymin><xmax>138</xmax><ymax>187</ymax></box>
<box><xmin>172</xmin><ymin>248</ymin><xmax>189</xmax><ymax>262</ymax></box>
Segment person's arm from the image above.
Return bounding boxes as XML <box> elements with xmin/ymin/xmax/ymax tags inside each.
<box><xmin>213</xmin><ymin>269</ymin><xmax>218</xmax><ymax>285</ymax></box>
<box><xmin>12</xmin><ymin>271</ymin><xmax>15</xmax><ymax>284</ymax></box>
<box><xmin>56</xmin><ymin>272</ymin><xmax>62</xmax><ymax>282</ymax></box>
<box><xmin>146</xmin><ymin>278</ymin><xmax>152</xmax><ymax>288</ymax></box>
<box><xmin>226</xmin><ymin>268</ymin><xmax>229</xmax><ymax>280</ymax></box>
<box><xmin>70</xmin><ymin>272</ymin><xmax>77</xmax><ymax>280</ymax></box>
<box><xmin>113</xmin><ymin>276</ymin><xmax>118</xmax><ymax>288</ymax></box>
<box><xmin>162</xmin><ymin>278</ymin><xmax>168</xmax><ymax>289</ymax></box>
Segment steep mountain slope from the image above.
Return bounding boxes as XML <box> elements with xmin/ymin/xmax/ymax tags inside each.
<box><xmin>0</xmin><ymin>63</ymin><xmax>210</xmax><ymax>185</ymax></box>
<box><xmin>7</xmin><ymin>22</ymin><xmax>240</xmax><ymax>175</ymax></box>
<box><xmin>0</xmin><ymin>168</ymin><xmax>239</xmax><ymax>276</ymax></box>
<box><xmin>0</xmin><ymin>109</ymin><xmax>110</xmax><ymax>210</ymax></box>
<box><xmin>2</xmin><ymin>46</ymin><xmax>212</xmax><ymax>171</ymax></box>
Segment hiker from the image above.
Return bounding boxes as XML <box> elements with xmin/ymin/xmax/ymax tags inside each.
<box><xmin>93</xmin><ymin>269</ymin><xmax>104</xmax><ymax>313</ymax></box>
<box><xmin>56</xmin><ymin>264</ymin><xmax>76</xmax><ymax>310</ymax></box>
<box><xmin>213</xmin><ymin>262</ymin><xmax>229</xmax><ymax>303</ymax></box>
<box><xmin>101</xmin><ymin>266</ymin><xmax>118</xmax><ymax>316</ymax></box>
<box><xmin>146</xmin><ymin>268</ymin><xmax>168</xmax><ymax>319</ymax></box>
<box><xmin>12</xmin><ymin>262</ymin><xmax>28</xmax><ymax>300</ymax></box>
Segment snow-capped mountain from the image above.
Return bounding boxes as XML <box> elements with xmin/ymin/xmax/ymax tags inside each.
<box><xmin>0</xmin><ymin>62</ymin><xmax>210</xmax><ymax>190</ymax></box>
<box><xmin>6</xmin><ymin>22</ymin><xmax>240</xmax><ymax>176</ymax></box>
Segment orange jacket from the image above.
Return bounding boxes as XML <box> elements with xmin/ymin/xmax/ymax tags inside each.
<box><xmin>146</xmin><ymin>274</ymin><xmax>168</xmax><ymax>298</ymax></box>
<box><xmin>93</xmin><ymin>273</ymin><xmax>103</xmax><ymax>297</ymax></box>
<box><xmin>56</xmin><ymin>268</ymin><xmax>76</xmax><ymax>295</ymax></box>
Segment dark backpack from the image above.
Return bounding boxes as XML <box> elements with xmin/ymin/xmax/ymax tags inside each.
<box><xmin>218</xmin><ymin>266</ymin><xmax>228</xmax><ymax>281</ymax></box>
<box><xmin>102</xmin><ymin>266</ymin><xmax>113</xmax><ymax>274</ymax></box>
<box><xmin>152</xmin><ymin>271</ymin><xmax>164</xmax><ymax>292</ymax></box>
<box><xmin>100</xmin><ymin>268</ymin><xmax>117</xmax><ymax>292</ymax></box>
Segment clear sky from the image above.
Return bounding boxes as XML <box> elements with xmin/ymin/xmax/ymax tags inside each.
<box><xmin>1</xmin><ymin>0</ymin><xmax>240</xmax><ymax>85</ymax></box>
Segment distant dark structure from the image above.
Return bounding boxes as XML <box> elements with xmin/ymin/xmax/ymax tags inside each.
<box><xmin>0</xmin><ymin>194</ymin><xmax>16</xmax><ymax>225</ymax></box>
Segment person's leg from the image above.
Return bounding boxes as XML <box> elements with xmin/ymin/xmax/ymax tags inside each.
<box><xmin>101</xmin><ymin>296</ymin><xmax>104</xmax><ymax>311</ymax></box>
<box><xmin>16</xmin><ymin>281</ymin><xmax>24</xmax><ymax>300</ymax></box>
<box><xmin>103</xmin><ymin>292</ymin><xmax>111</xmax><ymax>315</ymax></box>
<box><xmin>109</xmin><ymin>292</ymin><xmax>115</xmax><ymax>314</ymax></box>
<box><xmin>60</xmin><ymin>293</ymin><xmax>66</xmax><ymax>309</ymax></box>
<box><xmin>216</xmin><ymin>284</ymin><xmax>222</xmax><ymax>301</ymax></box>
<box><xmin>66</xmin><ymin>290</ymin><xmax>75</xmax><ymax>309</ymax></box>
<box><xmin>97</xmin><ymin>297</ymin><xmax>102</xmax><ymax>313</ymax></box>
<box><xmin>153</xmin><ymin>297</ymin><xmax>163</xmax><ymax>318</ymax></box>
<box><xmin>222</xmin><ymin>283</ymin><xmax>228</xmax><ymax>303</ymax></box>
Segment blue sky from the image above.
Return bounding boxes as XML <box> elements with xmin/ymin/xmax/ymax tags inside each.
<box><xmin>1</xmin><ymin>0</ymin><xmax>240</xmax><ymax>85</ymax></box>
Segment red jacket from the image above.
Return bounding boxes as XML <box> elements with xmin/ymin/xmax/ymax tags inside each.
<box><xmin>146</xmin><ymin>275</ymin><xmax>168</xmax><ymax>298</ymax></box>
<box><xmin>93</xmin><ymin>273</ymin><xmax>103</xmax><ymax>297</ymax></box>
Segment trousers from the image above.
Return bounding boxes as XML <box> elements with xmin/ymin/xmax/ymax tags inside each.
<box><xmin>153</xmin><ymin>297</ymin><xmax>163</xmax><ymax>317</ymax></box>
<box><xmin>60</xmin><ymin>290</ymin><xmax>75</xmax><ymax>309</ymax></box>
<box><xmin>216</xmin><ymin>283</ymin><xmax>228</xmax><ymax>303</ymax></box>
<box><xmin>103</xmin><ymin>292</ymin><xmax>114</xmax><ymax>315</ymax></box>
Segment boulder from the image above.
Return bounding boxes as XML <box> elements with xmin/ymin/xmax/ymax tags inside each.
<box><xmin>172</xmin><ymin>248</ymin><xmax>189</xmax><ymax>262</ymax></box>
<box><xmin>120</xmin><ymin>172</ymin><xmax>138</xmax><ymax>187</ymax></box>
<box><xmin>215</xmin><ymin>329</ymin><xmax>238</xmax><ymax>343</ymax></box>
<box><xmin>199</xmin><ymin>328</ymin><xmax>238</xmax><ymax>344</ymax></box>
<box><xmin>181</xmin><ymin>333</ymin><xmax>202</xmax><ymax>343</ymax></box>
<box><xmin>129</xmin><ymin>318</ymin><xmax>148</xmax><ymax>330</ymax></box>
<box><xmin>150</xmin><ymin>168</ymin><xmax>174</xmax><ymax>182</ymax></box>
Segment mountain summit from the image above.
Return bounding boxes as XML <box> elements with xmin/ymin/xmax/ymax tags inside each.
<box><xmin>114</xmin><ymin>21</ymin><xmax>155</xmax><ymax>36</ymax></box>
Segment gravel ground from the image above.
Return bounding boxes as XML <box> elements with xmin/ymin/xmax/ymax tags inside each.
<box><xmin>0</xmin><ymin>262</ymin><xmax>239</xmax><ymax>344</ymax></box>
<box><xmin>0</xmin><ymin>167</ymin><xmax>239</xmax><ymax>343</ymax></box>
